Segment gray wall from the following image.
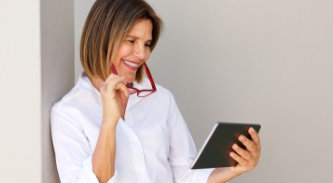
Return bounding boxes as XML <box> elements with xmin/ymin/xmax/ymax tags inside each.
<box><xmin>74</xmin><ymin>0</ymin><xmax>333</xmax><ymax>182</ymax></box>
<box><xmin>41</xmin><ymin>0</ymin><xmax>74</xmax><ymax>183</ymax></box>
<box><xmin>74</xmin><ymin>0</ymin><xmax>95</xmax><ymax>81</ymax></box>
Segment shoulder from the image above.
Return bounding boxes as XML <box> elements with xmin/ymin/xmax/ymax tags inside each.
<box><xmin>51</xmin><ymin>86</ymin><xmax>84</xmax><ymax>129</ymax></box>
<box><xmin>153</xmin><ymin>83</ymin><xmax>176</xmax><ymax>103</ymax></box>
<box><xmin>51</xmin><ymin>76</ymin><xmax>97</xmax><ymax>129</ymax></box>
<box><xmin>150</xmin><ymin>83</ymin><xmax>179</xmax><ymax>114</ymax></box>
<box><xmin>51</xmin><ymin>86</ymin><xmax>82</xmax><ymax>118</ymax></box>
<box><xmin>155</xmin><ymin>83</ymin><xmax>173</xmax><ymax>98</ymax></box>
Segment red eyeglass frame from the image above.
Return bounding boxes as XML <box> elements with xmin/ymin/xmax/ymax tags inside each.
<box><xmin>110</xmin><ymin>63</ymin><xmax>157</xmax><ymax>97</ymax></box>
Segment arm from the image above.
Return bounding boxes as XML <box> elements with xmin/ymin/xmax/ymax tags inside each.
<box><xmin>51</xmin><ymin>107</ymin><xmax>101</xmax><ymax>183</ymax></box>
<box><xmin>91</xmin><ymin>74</ymin><xmax>129</xmax><ymax>182</ymax></box>
<box><xmin>166</xmin><ymin>92</ymin><xmax>214</xmax><ymax>183</ymax></box>
<box><xmin>51</xmin><ymin>74</ymin><xmax>128</xmax><ymax>183</ymax></box>
<box><xmin>51</xmin><ymin>107</ymin><xmax>119</xmax><ymax>183</ymax></box>
<box><xmin>92</xmin><ymin>120</ymin><xmax>117</xmax><ymax>183</ymax></box>
<box><xmin>165</xmin><ymin>91</ymin><xmax>261</xmax><ymax>183</ymax></box>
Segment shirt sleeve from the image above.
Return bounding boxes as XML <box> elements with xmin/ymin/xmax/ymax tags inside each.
<box><xmin>166</xmin><ymin>92</ymin><xmax>214</xmax><ymax>183</ymax></box>
<box><xmin>51</xmin><ymin>104</ymin><xmax>118</xmax><ymax>183</ymax></box>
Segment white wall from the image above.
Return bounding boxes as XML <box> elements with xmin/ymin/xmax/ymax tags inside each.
<box><xmin>0</xmin><ymin>1</ymin><xmax>42</xmax><ymax>182</ymax></box>
<box><xmin>74</xmin><ymin>0</ymin><xmax>333</xmax><ymax>182</ymax></box>
<box><xmin>0</xmin><ymin>1</ymin><xmax>74</xmax><ymax>182</ymax></box>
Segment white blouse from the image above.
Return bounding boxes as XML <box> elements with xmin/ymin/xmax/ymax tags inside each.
<box><xmin>51</xmin><ymin>73</ymin><xmax>214</xmax><ymax>183</ymax></box>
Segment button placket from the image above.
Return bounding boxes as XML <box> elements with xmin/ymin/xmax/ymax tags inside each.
<box><xmin>119</xmin><ymin>120</ymin><xmax>151</xmax><ymax>183</ymax></box>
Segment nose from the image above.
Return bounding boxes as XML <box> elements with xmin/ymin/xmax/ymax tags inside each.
<box><xmin>134</xmin><ymin>43</ymin><xmax>146</xmax><ymax>60</ymax></box>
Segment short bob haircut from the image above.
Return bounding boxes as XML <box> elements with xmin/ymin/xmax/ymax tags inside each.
<box><xmin>80</xmin><ymin>0</ymin><xmax>163</xmax><ymax>82</ymax></box>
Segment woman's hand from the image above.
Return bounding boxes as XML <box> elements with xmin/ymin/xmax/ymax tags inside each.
<box><xmin>208</xmin><ymin>128</ymin><xmax>261</xmax><ymax>183</ymax></box>
<box><xmin>99</xmin><ymin>74</ymin><xmax>129</xmax><ymax>124</ymax></box>
<box><xmin>229</xmin><ymin>127</ymin><xmax>261</xmax><ymax>175</ymax></box>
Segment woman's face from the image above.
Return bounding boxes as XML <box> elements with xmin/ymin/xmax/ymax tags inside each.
<box><xmin>112</xmin><ymin>19</ymin><xmax>153</xmax><ymax>83</ymax></box>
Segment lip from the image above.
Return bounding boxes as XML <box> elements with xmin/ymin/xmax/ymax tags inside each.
<box><xmin>121</xmin><ymin>59</ymin><xmax>140</xmax><ymax>71</ymax></box>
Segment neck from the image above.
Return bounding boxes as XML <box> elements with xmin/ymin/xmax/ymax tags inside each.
<box><xmin>89</xmin><ymin>76</ymin><xmax>104</xmax><ymax>92</ymax></box>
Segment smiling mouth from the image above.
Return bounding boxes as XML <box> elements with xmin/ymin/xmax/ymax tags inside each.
<box><xmin>121</xmin><ymin>59</ymin><xmax>140</xmax><ymax>71</ymax></box>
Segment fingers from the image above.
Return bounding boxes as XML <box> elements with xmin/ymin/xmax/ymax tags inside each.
<box><xmin>232</xmin><ymin>144</ymin><xmax>251</xmax><ymax>161</ymax></box>
<box><xmin>249</xmin><ymin>127</ymin><xmax>261</xmax><ymax>150</ymax></box>
<box><xmin>238</xmin><ymin>135</ymin><xmax>257</xmax><ymax>153</ymax></box>
<box><xmin>115</xmin><ymin>81</ymin><xmax>129</xmax><ymax>97</ymax></box>
<box><xmin>100</xmin><ymin>75</ymin><xmax>128</xmax><ymax>97</ymax></box>
<box><xmin>230</xmin><ymin>151</ymin><xmax>247</xmax><ymax>166</ymax></box>
<box><xmin>238</xmin><ymin>128</ymin><xmax>261</xmax><ymax>162</ymax></box>
<box><xmin>228</xmin><ymin>128</ymin><xmax>261</xmax><ymax>174</ymax></box>
<box><xmin>105</xmin><ymin>73</ymin><xmax>126</xmax><ymax>85</ymax></box>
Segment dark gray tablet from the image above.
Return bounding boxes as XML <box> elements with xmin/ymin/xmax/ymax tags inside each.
<box><xmin>191</xmin><ymin>122</ymin><xmax>261</xmax><ymax>169</ymax></box>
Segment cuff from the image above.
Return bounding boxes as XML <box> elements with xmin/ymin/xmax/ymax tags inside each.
<box><xmin>78</xmin><ymin>156</ymin><xmax>118</xmax><ymax>183</ymax></box>
<box><xmin>193</xmin><ymin>168</ymin><xmax>215</xmax><ymax>183</ymax></box>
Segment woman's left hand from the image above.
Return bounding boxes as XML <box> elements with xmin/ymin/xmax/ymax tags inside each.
<box><xmin>207</xmin><ymin>127</ymin><xmax>262</xmax><ymax>183</ymax></box>
<box><xmin>229</xmin><ymin>127</ymin><xmax>261</xmax><ymax>175</ymax></box>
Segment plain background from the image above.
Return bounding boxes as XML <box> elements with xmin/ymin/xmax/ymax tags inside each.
<box><xmin>41</xmin><ymin>0</ymin><xmax>74</xmax><ymax>183</ymax></box>
<box><xmin>1</xmin><ymin>0</ymin><xmax>332</xmax><ymax>182</ymax></box>
<box><xmin>0</xmin><ymin>1</ymin><xmax>42</xmax><ymax>182</ymax></box>
<box><xmin>1</xmin><ymin>0</ymin><xmax>73</xmax><ymax>183</ymax></box>
<box><xmin>75</xmin><ymin>0</ymin><xmax>333</xmax><ymax>182</ymax></box>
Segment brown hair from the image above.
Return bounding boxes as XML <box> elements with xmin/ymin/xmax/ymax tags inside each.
<box><xmin>80</xmin><ymin>0</ymin><xmax>163</xmax><ymax>82</ymax></box>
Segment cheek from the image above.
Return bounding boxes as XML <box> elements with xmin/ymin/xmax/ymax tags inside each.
<box><xmin>145</xmin><ymin>50</ymin><xmax>151</xmax><ymax>60</ymax></box>
<box><xmin>118</xmin><ymin>46</ymin><xmax>133</xmax><ymax>57</ymax></box>
<box><xmin>113</xmin><ymin>46</ymin><xmax>132</xmax><ymax>64</ymax></box>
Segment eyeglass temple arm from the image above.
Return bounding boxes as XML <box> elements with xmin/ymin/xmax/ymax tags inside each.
<box><xmin>111</xmin><ymin>64</ymin><xmax>118</xmax><ymax>75</ymax></box>
<box><xmin>143</xmin><ymin>63</ymin><xmax>157</xmax><ymax>90</ymax></box>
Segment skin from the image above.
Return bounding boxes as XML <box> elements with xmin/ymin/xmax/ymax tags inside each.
<box><xmin>89</xmin><ymin>19</ymin><xmax>261</xmax><ymax>183</ymax></box>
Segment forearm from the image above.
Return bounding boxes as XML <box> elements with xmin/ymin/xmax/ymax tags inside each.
<box><xmin>207</xmin><ymin>167</ymin><xmax>238</xmax><ymax>183</ymax></box>
<box><xmin>92</xmin><ymin>120</ymin><xmax>117</xmax><ymax>183</ymax></box>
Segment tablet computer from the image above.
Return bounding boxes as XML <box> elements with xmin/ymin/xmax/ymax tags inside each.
<box><xmin>191</xmin><ymin>122</ymin><xmax>261</xmax><ymax>169</ymax></box>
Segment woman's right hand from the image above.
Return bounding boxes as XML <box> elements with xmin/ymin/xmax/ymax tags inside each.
<box><xmin>99</xmin><ymin>74</ymin><xmax>129</xmax><ymax>124</ymax></box>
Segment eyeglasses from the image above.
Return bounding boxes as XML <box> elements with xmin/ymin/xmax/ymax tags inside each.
<box><xmin>110</xmin><ymin>63</ymin><xmax>157</xmax><ymax>97</ymax></box>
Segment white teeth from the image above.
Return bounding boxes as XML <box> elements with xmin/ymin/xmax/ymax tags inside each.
<box><xmin>124</xmin><ymin>60</ymin><xmax>139</xmax><ymax>68</ymax></box>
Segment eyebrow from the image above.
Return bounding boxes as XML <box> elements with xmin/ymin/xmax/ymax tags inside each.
<box><xmin>126</xmin><ymin>35</ymin><xmax>152</xmax><ymax>42</ymax></box>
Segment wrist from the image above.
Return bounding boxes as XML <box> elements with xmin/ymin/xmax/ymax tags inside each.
<box><xmin>208</xmin><ymin>167</ymin><xmax>239</xmax><ymax>183</ymax></box>
<box><xmin>102</xmin><ymin>104</ymin><xmax>121</xmax><ymax>121</ymax></box>
<box><xmin>102</xmin><ymin>115</ymin><xmax>119</xmax><ymax>127</ymax></box>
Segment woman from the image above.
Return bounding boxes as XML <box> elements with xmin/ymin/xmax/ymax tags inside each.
<box><xmin>51</xmin><ymin>0</ymin><xmax>261</xmax><ymax>182</ymax></box>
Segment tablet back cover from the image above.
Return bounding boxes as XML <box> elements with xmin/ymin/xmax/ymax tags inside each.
<box><xmin>191</xmin><ymin>122</ymin><xmax>261</xmax><ymax>169</ymax></box>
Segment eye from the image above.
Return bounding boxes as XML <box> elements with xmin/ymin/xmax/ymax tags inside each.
<box><xmin>127</xmin><ymin>39</ymin><xmax>135</xmax><ymax>44</ymax></box>
<box><xmin>145</xmin><ymin>41</ymin><xmax>152</xmax><ymax>48</ymax></box>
